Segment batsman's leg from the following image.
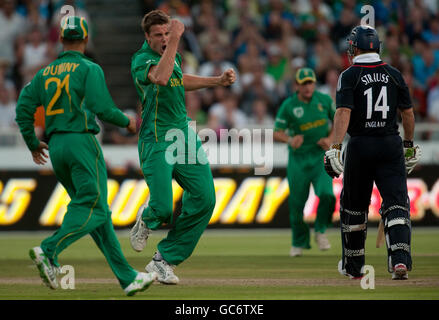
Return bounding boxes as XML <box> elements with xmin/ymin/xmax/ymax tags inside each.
<box><xmin>374</xmin><ymin>136</ymin><xmax>412</xmax><ymax>278</ymax></box>
<box><xmin>339</xmin><ymin>138</ymin><xmax>374</xmax><ymax>278</ymax></box>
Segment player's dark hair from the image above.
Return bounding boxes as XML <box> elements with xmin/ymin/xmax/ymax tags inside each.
<box><xmin>61</xmin><ymin>37</ymin><xmax>87</xmax><ymax>46</ymax></box>
<box><xmin>141</xmin><ymin>10</ymin><xmax>170</xmax><ymax>34</ymax></box>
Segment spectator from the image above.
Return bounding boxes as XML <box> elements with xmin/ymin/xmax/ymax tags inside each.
<box><xmin>262</xmin><ymin>0</ymin><xmax>296</xmax><ymax>39</ymax></box>
<box><xmin>318</xmin><ymin>67</ymin><xmax>339</xmax><ymax>103</ymax></box>
<box><xmin>0</xmin><ymin>0</ymin><xmax>26</xmax><ymax>69</ymax></box>
<box><xmin>186</xmin><ymin>90</ymin><xmax>207</xmax><ymax>126</ymax></box>
<box><xmin>405</xmin><ymin>6</ymin><xmax>429</xmax><ymax>45</ymax></box>
<box><xmin>309</xmin><ymin>24</ymin><xmax>342</xmax><ymax>80</ymax></box>
<box><xmin>422</xmin><ymin>16</ymin><xmax>439</xmax><ymax>49</ymax></box>
<box><xmin>224</xmin><ymin>0</ymin><xmax>261</xmax><ymax>33</ymax></box>
<box><xmin>296</xmin><ymin>0</ymin><xmax>335</xmax><ymax>42</ymax></box>
<box><xmin>0</xmin><ymin>84</ymin><xmax>16</xmax><ymax>129</ymax></box>
<box><xmin>191</xmin><ymin>0</ymin><xmax>225</xmax><ymax>34</ymax></box>
<box><xmin>178</xmin><ymin>40</ymin><xmax>198</xmax><ymax>74</ymax></box>
<box><xmin>158</xmin><ymin>0</ymin><xmax>192</xmax><ymax>27</ymax></box>
<box><xmin>197</xmin><ymin>16</ymin><xmax>230</xmax><ymax>54</ymax></box>
<box><xmin>199</xmin><ymin>42</ymin><xmax>240</xmax><ymax>93</ymax></box>
<box><xmin>232</xmin><ymin>14</ymin><xmax>266</xmax><ymax>62</ymax></box>
<box><xmin>18</xmin><ymin>26</ymin><xmax>53</xmax><ymax>84</ymax></box>
<box><xmin>331</xmin><ymin>7</ymin><xmax>358</xmax><ymax>52</ymax></box>
<box><xmin>237</xmin><ymin>40</ymin><xmax>265</xmax><ymax>75</ymax></box>
<box><xmin>265</xmin><ymin>41</ymin><xmax>289</xmax><ymax>84</ymax></box>
<box><xmin>247</xmin><ymin>98</ymin><xmax>274</xmax><ymax>128</ymax></box>
<box><xmin>412</xmin><ymin>40</ymin><xmax>439</xmax><ymax>90</ymax></box>
<box><xmin>241</xmin><ymin>60</ymin><xmax>277</xmax><ymax>114</ymax></box>
<box><xmin>208</xmin><ymin>92</ymin><xmax>247</xmax><ymax>137</ymax></box>
<box><xmin>0</xmin><ymin>60</ymin><xmax>16</xmax><ymax>99</ymax></box>
<box><xmin>283</xmin><ymin>22</ymin><xmax>307</xmax><ymax>59</ymax></box>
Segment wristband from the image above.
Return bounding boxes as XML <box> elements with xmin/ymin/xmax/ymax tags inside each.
<box><xmin>403</xmin><ymin>140</ymin><xmax>414</xmax><ymax>148</ymax></box>
<box><xmin>331</xmin><ymin>143</ymin><xmax>342</xmax><ymax>150</ymax></box>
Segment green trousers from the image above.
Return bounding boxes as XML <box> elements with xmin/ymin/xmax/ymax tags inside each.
<box><xmin>287</xmin><ymin>152</ymin><xmax>335</xmax><ymax>248</ymax></box>
<box><xmin>41</xmin><ymin>133</ymin><xmax>137</xmax><ymax>289</ymax></box>
<box><xmin>139</xmin><ymin>127</ymin><xmax>216</xmax><ymax>266</ymax></box>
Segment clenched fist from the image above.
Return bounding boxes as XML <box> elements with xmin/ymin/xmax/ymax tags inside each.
<box><xmin>219</xmin><ymin>68</ymin><xmax>236</xmax><ymax>86</ymax></box>
<box><xmin>169</xmin><ymin>19</ymin><xmax>185</xmax><ymax>39</ymax></box>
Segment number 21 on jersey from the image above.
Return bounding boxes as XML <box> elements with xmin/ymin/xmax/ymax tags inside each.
<box><xmin>364</xmin><ymin>86</ymin><xmax>389</xmax><ymax>119</ymax></box>
<box><xmin>44</xmin><ymin>74</ymin><xmax>71</xmax><ymax>116</ymax></box>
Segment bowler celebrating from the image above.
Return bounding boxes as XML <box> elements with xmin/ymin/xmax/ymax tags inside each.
<box><xmin>129</xmin><ymin>10</ymin><xmax>236</xmax><ymax>284</ymax></box>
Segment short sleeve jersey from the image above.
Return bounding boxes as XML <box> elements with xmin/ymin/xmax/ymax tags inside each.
<box><xmin>274</xmin><ymin>91</ymin><xmax>335</xmax><ymax>155</ymax></box>
<box><xmin>15</xmin><ymin>50</ymin><xmax>129</xmax><ymax>151</ymax></box>
<box><xmin>131</xmin><ymin>41</ymin><xmax>187</xmax><ymax>143</ymax></box>
<box><xmin>336</xmin><ymin>58</ymin><xmax>412</xmax><ymax>137</ymax></box>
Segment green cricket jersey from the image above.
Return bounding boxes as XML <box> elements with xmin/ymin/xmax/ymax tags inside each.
<box><xmin>131</xmin><ymin>41</ymin><xmax>187</xmax><ymax>143</ymax></box>
<box><xmin>274</xmin><ymin>91</ymin><xmax>335</xmax><ymax>155</ymax></box>
<box><xmin>15</xmin><ymin>50</ymin><xmax>129</xmax><ymax>151</ymax></box>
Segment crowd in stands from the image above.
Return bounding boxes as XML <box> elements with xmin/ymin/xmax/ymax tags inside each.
<box><xmin>1</xmin><ymin>0</ymin><xmax>439</xmax><ymax>145</ymax></box>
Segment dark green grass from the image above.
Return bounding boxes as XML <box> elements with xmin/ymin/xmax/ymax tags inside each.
<box><xmin>0</xmin><ymin>227</ymin><xmax>438</xmax><ymax>300</ymax></box>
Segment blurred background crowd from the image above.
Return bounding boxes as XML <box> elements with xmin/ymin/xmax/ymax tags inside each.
<box><xmin>1</xmin><ymin>0</ymin><xmax>439</xmax><ymax>145</ymax></box>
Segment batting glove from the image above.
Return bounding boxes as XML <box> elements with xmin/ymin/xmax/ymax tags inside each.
<box><xmin>324</xmin><ymin>144</ymin><xmax>343</xmax><ymax>178</ymax></box>
<box><xmin>403</xmin><ymin>140</ymin><xmax>421</xmax><ymax>175</ymax></box>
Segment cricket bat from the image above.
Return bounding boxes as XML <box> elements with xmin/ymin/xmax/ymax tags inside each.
<box><xmin>376</xmin><ymin>219</ymin><xmax>385</xmax><ymax>248</ymax></box>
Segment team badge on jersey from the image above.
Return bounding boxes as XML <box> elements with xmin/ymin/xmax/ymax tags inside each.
<box><xmin>293</xmin><ymin>107</ymin><xmax>304</xmax><ymax>118</ymax></box>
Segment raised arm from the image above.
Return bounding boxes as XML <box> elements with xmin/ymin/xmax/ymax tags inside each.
<box><xmin>148</xmin><ymin>19</ymin><xmax>184</xmax><ymax>86</ymax></box>
<box><xmin>183</xmin><ymin>69</ymin><xmax>236</xmax><ymax>91</ymax></box>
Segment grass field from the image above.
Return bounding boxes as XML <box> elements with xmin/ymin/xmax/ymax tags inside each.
<box><xmin>0</xmin><ymin>227</ymin><xmax>438</xmax><ymax>300</ymax></box>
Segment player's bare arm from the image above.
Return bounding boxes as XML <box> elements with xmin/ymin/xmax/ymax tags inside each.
<box><xmin>183</xmin><ymin>68</ymin><xmax>236</xmax><ymax>91</ymax></box>
<box><xmin>400</xmin><ymin>107</ymin><xmax>415</xmax><ymax>141</ymax></box>
<box><xmin>147</xmin><ymin>19</ymin><xmax>184</xmax><ymax>86</ymax></box>
<box><xmin>332</xmin><ymin>107</ymin><xmax>351</xmax><ymax>145</ymax></box>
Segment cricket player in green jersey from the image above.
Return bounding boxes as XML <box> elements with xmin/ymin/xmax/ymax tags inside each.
<box><xmin>129</xmin><ymin>10</ymin><xmax>236</xmax><ymax>284</ymax></box>
<box><xmin>15</xmin><ymin>16</ymin><xmax>157</xmax><ymax>295</ymax></box>
<box><xmin>274</xmin><ymin>68</ymin><xmax>336</xmax><ymax>257</ymax></box>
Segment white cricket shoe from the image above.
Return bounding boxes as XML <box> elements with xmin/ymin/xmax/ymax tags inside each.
<box><xmin>146</xmin><ymin>257</ymin><xmax>179</xmax><ymax>285</ymax></box>
<box><xmin>29</xmin><ymin>246</ymin><xmax>58</xmax><ymax>289</ymax></box>
<box><xmin>124</xmin><ymin>271</ymin><xmax>157</xmax><ymax>296</ymax></box>
<box><xmin>289</xmin><ymin>246</ymin><xmax>303</xmax><ymax>257</ymax></box>
<box><xmin>315</xmin><ymin>233</ymin><xmax>331</xmax><ymax>251</ymax></box>
<box><xmin>130</xmin><ymin>205</ymin><xmax>151</xmax><ymax>252</ymax></box>
<box><xmin>392</xmin><ymin>263</ymin><xmax>408</xmax><ymax>280</ymax></box>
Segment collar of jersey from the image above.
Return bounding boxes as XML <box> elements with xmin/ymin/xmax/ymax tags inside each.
<box><xmin>353</xmin><ymin>53</ymin><xmax>381</xmax><ymax>64</ymax></box>
<box><xmin>141</xmin><ymin>41</ymin><xmax>160</xmax><ymax>57</ymax></box>
<box><xmin>58</xmin><ymin>50</ymin><xmax>87</xmax><ymax>59</ymax></box>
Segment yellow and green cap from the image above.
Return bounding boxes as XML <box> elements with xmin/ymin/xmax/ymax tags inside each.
<box><xmin>295</xmin><ymin>67</ymin><xmax>316</xmax><ymax>84</ymax></box>
<box><xmin>61</xmin><ymin>16</ymin><xmax>88</xmax><ymax>40</ymax></box>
